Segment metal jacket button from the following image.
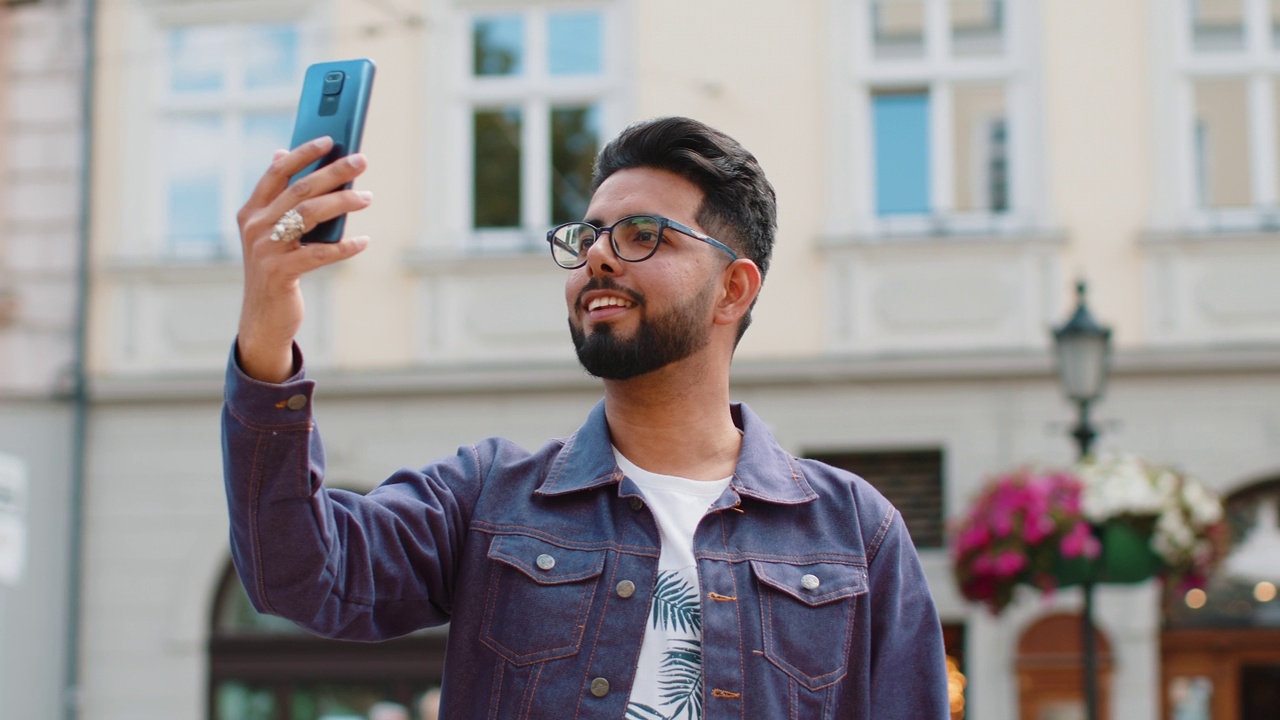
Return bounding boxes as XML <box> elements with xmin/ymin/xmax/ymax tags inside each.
<box><xmin>629</xmin><ymin>497</ymin><xmax>644</xmax><ymax>511</ymax></box>
<box><xmin>801</xmin><ymin>574</ymin><xmax>820</xmax><ymax>590</ymax></box>
<box><xmin>616</xmin><ymin>580</ymin><xmax>636</xmax><ymax>598</ymax></box>
<box><xmin>536</xmin><ymin>554</ymin><xmax>556</xmax><ymax>570</ymax></box>
<box><xmin>285</xmin><ymin>394</ymin><xmax>308</xmax><ymax>410</ymax></box>
<box><xmin>590</xmin><ymin>677</ymin><xmax>610</xmax><ymax>697</ymax></box>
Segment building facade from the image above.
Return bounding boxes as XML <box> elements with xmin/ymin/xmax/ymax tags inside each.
<box><xmin>0</xmin><ymin>0</ymin><xmax>90</xmax><ymax>717</ymax></box>
<box><xmin>70</xmin><ymin>0</ymin><xmax>1280</xmax><ymax>718</ymax></box>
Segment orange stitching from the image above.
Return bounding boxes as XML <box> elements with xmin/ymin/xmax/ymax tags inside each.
<box><xmin>708</xmin><ymin>592</ymin><xmax>737</xmax><ymax>602</ymax></box>
<box><xmin>711</xmin><ymin>689</ymin><xmax>741</xmax><ymax>699</ymax></box>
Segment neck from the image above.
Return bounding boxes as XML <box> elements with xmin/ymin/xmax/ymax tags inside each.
<box><xmin>601</xmin><ymin>352</ymin><xmax>741</xmax><ymax>481</ymax></box>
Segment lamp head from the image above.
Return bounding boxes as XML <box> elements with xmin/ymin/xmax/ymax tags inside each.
<box><xmin>1052</xmin><ymin>282</ymin><xmax>1113</xmax><ymax>403</ymax></box>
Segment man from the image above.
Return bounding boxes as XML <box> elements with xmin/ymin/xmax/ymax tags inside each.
<box><xmin>224</xmin><ymin>116</ymin><xmax>949</xmax><ymax>718</ymax></box>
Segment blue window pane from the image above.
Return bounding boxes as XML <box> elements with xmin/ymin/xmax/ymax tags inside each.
<box><xmin>169</xmin><ymin>26</ymin><xmax>227</xmax><ymax>93</ymax></box>
<box><xmin>243</xmin><ymin>25</ymin><xmax>300</xmax><ymax>90</ymax></box>
<box><xmin>473</xmin><ymin>16</ymin><xmax>524</xmax><ymax>76</ymax></box>
<box><xmin>242</xmin><ymin>112</ymin><xmax>294</xmax><ymax>201</ymax></box>
<box><xmin>873</xmin><ymin>92</ymin><xmax>931</xmax><ymax>215</ymax></box>
<box><xmin>548</xmin><ymin>12</ymin><xmax>602</xmax><ymax>76</ymax></box>
<box><xmin>168</xmin><ymin>176</ymin><xmax>223</xmax><ymax>249</ymax></box>
<box><xmin>165</xmin><ymin>115</ymin><xmax>224</xmax><ymax>251</ymax></box>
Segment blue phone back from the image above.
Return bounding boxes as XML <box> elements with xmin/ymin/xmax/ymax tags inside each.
<box><xmin>289</xmin><ymin>58</ymin><xmax>375</xmax><ymax>243</ymax></box>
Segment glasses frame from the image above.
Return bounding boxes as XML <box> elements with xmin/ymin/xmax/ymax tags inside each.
<box><xmin>546</xmin><ymin>214</ymin><xmax>739</xmax><ymax>269</ymax></box>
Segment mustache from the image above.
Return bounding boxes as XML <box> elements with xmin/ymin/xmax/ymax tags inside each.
<box><xmin>575</xmin><ymin>277</ymin><xmax>645</xmax><ymax>310</ymax></box>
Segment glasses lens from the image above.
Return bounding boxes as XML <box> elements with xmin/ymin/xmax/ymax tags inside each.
<box><xmin>612</xmin><ymin>216</ymin><xmax>662</xmax><ymax>261</ymax></box>
<box><xmin>551</xmin><ymin>224</ymin><xmax>593</xmax><ymax>267</ymax></box>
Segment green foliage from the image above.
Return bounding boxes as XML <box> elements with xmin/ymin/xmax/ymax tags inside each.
<box><xmin>650</xmin><ymin>571</ymin><xmax>701</xmax><ymax>633</ymax></box>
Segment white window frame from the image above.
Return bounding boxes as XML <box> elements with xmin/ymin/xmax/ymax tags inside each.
<box><xmin>1164</xmin><ymin>0</ymin><xmax>1280</xmax><ymax>231</ymax></box>
<box><xmin>445</xmin><ymin>2</ymin><xmax>626</xmax><ymax>254</ymax></box>
<box><xmin>828</xmin><ymin>0</ymin><xmax>1045</xmax><ymax>239</ymax></box>
<box><xmin>124</xmin><ymin>0</ymin><xmax>324</xmax><ymax>261</ymax></box>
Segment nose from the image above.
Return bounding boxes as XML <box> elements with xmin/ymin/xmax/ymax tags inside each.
<box><xmin>583</xmin><ymin>228</ymin><xmax>620</xmax><ymax>276</ymax></box>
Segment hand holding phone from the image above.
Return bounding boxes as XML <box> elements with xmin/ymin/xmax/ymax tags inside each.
<box><xmin>288</xmin><ymin>59</ymin><xmax>376</xmax><ymax>243</ymax></box>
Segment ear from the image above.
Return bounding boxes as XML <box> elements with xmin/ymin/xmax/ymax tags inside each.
<box><xmin>712</xmin><ymin>258</ymin><xmax>763</xmax><ymax>328</ymax></box>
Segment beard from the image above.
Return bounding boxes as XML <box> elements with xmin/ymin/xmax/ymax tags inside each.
<box><xmin>570</xmin><ymin>278</ymin><xmax>714</xmax><ymax>380</ymax></box>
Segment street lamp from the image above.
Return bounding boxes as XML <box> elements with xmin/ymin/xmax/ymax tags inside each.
<box><xmin>1051</xmin><ymin>281</ymin><xmax>1112</xmax><ymax>720</ymax></box>
<box><xmin>1052</xmin><ymin>281</ymin><xmax>1113</xmax><ymax>458</ymax></box>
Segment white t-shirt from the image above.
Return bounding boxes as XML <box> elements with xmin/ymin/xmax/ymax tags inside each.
<box><xmin>614</xmin><ymin>448</ymin><xmax>731</xmax><ymax>720</ymax></box>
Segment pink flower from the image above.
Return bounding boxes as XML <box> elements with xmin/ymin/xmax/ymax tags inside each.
<box><xmin>993</xmin><ymin>550</ymin><xmax>1027</xmax><ymax>578</ymax></box>
<box><xmin>956</xmin><ymin>524</ymin><xmax>991</xmax><ymax>554</ymax></box>
<box><xmin>1023</xmin><ymin>513</ymin><xmax>1056</xmax><ymax>544</ymax></box>
<box><xmin>1060</xmin><ymin>521</ymin><xmax>1101</xmax><ymax>559</ymax></box>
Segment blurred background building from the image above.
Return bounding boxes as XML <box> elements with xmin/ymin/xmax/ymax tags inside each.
<box><xmin>0</xmin><ymin>0</ymin><xmax>89</xmax><ymax>718</ymax></box>
<box><xmin>2</xmin><ymin>0</ymin><xmax>1280</xmax><ymax>718</ymax></box>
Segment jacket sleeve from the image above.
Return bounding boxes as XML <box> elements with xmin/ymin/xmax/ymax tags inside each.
<box><xmin>865</xmin><ymin>507</ymin><xmax>952</xmax><ymax>719</ymax></box>
<box><xmin>220</xmin><ymin>343</ymin><xmax>484</xmax><ymax>641</ymax></box>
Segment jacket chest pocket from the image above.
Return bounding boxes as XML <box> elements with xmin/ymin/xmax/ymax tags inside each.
<box><xmin>480</xmin><ymin>534</ymin><xmax>606</xmax><ymax>666</ymax></box>
<box><xmin>751</xmin><ymin>560</ymin><xmax>867</xmax><ymax>690</ymax></box>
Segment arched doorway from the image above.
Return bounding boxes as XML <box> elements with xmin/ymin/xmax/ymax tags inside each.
<box><xmin>208</xmin><ymin>563</ymin><xmax>447</xmax><ymax>720</ymax></box>
<box><xmin>1016</xmin><ymin>612</ymin><xmax>1113</xmax><ymax>720</ymax></box>
<box><xmin>1161</xmin><ymin>478</ymin><xmax>1280</xmax><ymax>720</ymax></box>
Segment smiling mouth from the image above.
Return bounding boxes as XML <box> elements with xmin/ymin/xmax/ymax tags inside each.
<box><xmin>587</xmin><ymin>296</ymin><xmax>636</xmax><ymax>312</ymax></box>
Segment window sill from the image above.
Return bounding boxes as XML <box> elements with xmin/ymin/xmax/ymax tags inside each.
<box><xmin>819</xmin><ymin>228</ymin><xmax>1064</xmax><ymax>251</ymax></box>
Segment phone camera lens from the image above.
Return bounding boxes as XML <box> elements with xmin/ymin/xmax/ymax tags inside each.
<box><xmin>321</xmin><ymin>70</ymin><xmax>346</xmax><ymax>96</ymax></box>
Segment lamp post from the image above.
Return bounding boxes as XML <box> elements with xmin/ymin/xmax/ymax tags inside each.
<box><xmin>1051</xmin><ymin>281</ymin><xmax>1112</xmax><ymax>720</ymax></box>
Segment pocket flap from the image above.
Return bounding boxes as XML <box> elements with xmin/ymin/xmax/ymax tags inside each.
<box><xmin>488</xmin><ymin>534</ymin><xmax>606</xmax><ymax>585</ymax></box>
<box><xmin>750</xmin><ymin>561</ymin><xmax>867</xmax><ymax>606</ymax></box>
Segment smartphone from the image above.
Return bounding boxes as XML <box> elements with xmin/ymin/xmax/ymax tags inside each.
<box><xmin>287</xmin><ymin>58</ymin><xmax>376</xmax><ymax>243</ymax></box>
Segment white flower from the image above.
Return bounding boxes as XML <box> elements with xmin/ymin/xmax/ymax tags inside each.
<box><xmin>1073</xmin><ymin>453</ymin><xmax>1224</xmax><ymax>578</ymax></box>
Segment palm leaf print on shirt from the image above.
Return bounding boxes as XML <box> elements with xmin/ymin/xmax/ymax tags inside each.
<box><xmin>650</xmin><ymin>570</ymin><xmax>701</xmax><ymax>633</ymax></box>
<box><xmin>625</xmin><ymin>704</ymin><xmax>666</xmax><ymax>720</ymax></box>
<box><xmin>658</xmin><ymin>639</ymin><xmax>704</xmax><ymax>720</ymax></box>
<box><xmin>625</xmin><ymin>639</ymin><xmax>705</xmax><ymax>720</ymax></box>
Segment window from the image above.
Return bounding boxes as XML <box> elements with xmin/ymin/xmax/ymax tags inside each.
<box><xmin>156</xmin><ymin>22</ymin><xmax>304</xmax><ymax>258</ymax></box>
<box><xmin>1175</xmin><ymin>0</ymin><xmax>1280</xmax><ymax>228</ymax></box>
<box><xmin>208</xmin><ymin>564</ymin><xmax>445</xmax><ymax>720</ymax></box>
<box><xmin>463</xmin><ymin>6</ymin><xmax>613</xmax><ymax>252</ymax></box>
<box><xmin>840</xmin><ymin>0</ymin><xmax>1038</xmax><ymax>237</ymax></box>
<box><xmin>806</xmin><ymin>449</ymin><xmax>945</xmax><ymax>549</ymax></box>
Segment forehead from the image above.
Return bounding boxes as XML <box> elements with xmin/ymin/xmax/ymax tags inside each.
<box><xmin>585</xmin><ymin>167</ymin><xmax>704</xmax><ymax>224</ymax></box>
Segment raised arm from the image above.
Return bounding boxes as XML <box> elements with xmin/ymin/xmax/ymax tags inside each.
<box><xmin>235</xmin><ymin>137</ymin><xmax>373</xmax><ymax>382</ymax></box>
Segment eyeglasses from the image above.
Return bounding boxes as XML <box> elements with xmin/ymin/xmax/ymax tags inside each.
<box><xmin>546</xmin><ymin>214</ymin><xmax>739</xmax><ymax>269</ymax></box>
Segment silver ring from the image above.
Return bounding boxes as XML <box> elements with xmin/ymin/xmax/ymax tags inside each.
<box><xmin>269</xmin><ymin>209</ymin><xmax>306</xmax><ymax>243</ymax></box>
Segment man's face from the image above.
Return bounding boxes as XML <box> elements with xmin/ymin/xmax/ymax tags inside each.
<box><xmin>565</xmin><ymin>167</ymin><xmax>723</xmax><ymax>380</ymax></box>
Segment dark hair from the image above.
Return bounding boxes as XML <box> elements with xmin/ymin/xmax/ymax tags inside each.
<box><xmin>592</xmin><ymin>116</ymin><xmax>777</xmax><ymax>340</ymax></box>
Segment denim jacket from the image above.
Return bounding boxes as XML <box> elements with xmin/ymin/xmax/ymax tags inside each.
<box><xmin>222</xmin><ymin>352</ymin><xmax>950</xmax><ymax>719</ymax></box>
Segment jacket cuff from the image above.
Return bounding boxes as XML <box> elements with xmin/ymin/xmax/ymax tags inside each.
<box><xmin>224</xmin><ymin>339</ymin><xmax>317</xmax><ymax>425</ymax></box>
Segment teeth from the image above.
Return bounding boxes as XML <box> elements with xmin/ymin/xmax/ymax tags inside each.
<box><xmin>588</xmin><ymin>296</ymin><xmax>634</xmax><ymax>311</ymax></box>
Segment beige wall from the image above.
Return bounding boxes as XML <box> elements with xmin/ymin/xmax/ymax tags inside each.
<box><xmin>1041</xmin><ymin>0</ymin><xmax>1152</xmax><ymax>347</ymax></box>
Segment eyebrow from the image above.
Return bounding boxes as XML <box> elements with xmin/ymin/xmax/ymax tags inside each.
<box><xmin>581</xmin><ymin>213</ymin><xmax>658</xmax><ymax>228</ymax></box>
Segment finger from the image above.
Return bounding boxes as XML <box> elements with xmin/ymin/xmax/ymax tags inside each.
<box><xmin>284</xmin><ymin>235</ymin><xmax>372</xmax><ymax>274</ymax></box>
<box><xmin>243</xmin><ymin>155</ymin><xmax>370</xmax><ymax>245</ymax></box>
<box><xmin>255</xmin><ymin>189</ymin><xmax>373</xmax><ymax>252</ymax></box>
<box><xmin>272</xmin><ymin>149</ymin><xmax>288</xmax><ymax>161</ymax></box>
<box><xmin>242</xmin><ymin>136</ymin><xmax>335</xmax><ymax>212</ymax></box>
<box><xmin>264</xmin><ymin>153</ymin><xmax>369</xmax><ymax>222</ymax></box>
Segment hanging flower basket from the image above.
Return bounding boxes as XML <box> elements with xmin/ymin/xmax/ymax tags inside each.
<box><xmin>952</xmin><ymin>455</ymin><xmax>1227</xmax><ymax>613</ymax></box>
<box><xmin>1053</xmin><ymin>520</ymin><xmax>1165</xmax><ymax>587</ymax></box>
<box><xmin>950</xmin><ymin>468</ymin><xmax>1099</xmax><ymax>613</ymax></box>
<box><xmin>1074</xmin><ymin>453</ymin><xmax>1227</xmax><ymax>590</ymax></box>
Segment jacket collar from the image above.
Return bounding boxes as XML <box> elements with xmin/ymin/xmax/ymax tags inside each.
<box><xmin>537</xmin><ymin>399</ymin><xmax>817</xmax><ymax>505</ymax></box>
